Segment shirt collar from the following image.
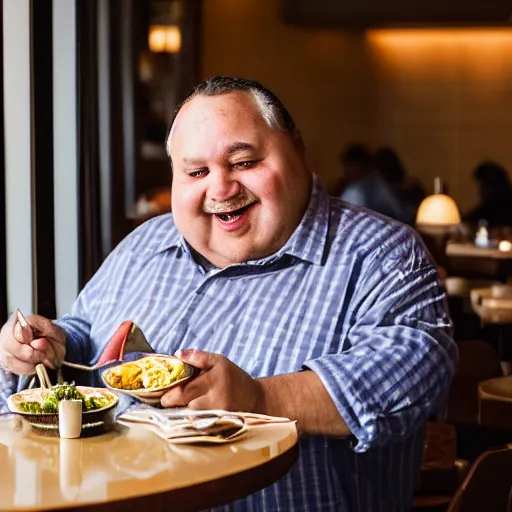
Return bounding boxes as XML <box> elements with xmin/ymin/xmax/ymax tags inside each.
<box><xmin>155</xmin><ymin>174</ymin><xmax>330</xmax><ymax>267</ymax></box>
<box><xmin>268</xmin><ymin>174</ymin><xmax>329</xmax><ymax>266</ymax></box>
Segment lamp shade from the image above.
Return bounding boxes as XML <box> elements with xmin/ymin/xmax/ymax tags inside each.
<box><xmin>416</xmin><ymin>193</ymin><xmax>461</xmax><ymax>226</ymax></box>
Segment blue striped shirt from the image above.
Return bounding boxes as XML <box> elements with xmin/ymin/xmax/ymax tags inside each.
<box><xmin>1</xmin><ymin>175</ymin><xmax>457</xmax><ymax>511</ymax></box>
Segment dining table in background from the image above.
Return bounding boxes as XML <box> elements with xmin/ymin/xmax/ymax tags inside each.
<box><xmin>445</xmin><ymin>242</ymin><xmax>512</xmax><ymax>283</ymax></box>
<box><xmin>0</xmin><ymin>414</ymin><xmax>298</xmax><ymax>512</ymax></box>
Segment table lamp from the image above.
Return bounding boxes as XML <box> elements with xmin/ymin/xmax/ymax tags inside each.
<box><xmin>416</xmin><ymin>177</ymin><xmax>461</xmax><ymax>228</ymax></box>
<box><xmin>415</xmin><ymin>178</ymin><xmax>461</xmax><ymax>272</ymax></box>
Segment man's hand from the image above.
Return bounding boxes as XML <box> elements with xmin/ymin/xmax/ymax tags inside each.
<box><xmin>160</xmin><ymin>349</ymin><xmax>351</xmax><ymax>437</ymax></box>
<box><xmin>161</xmin><ymin>349</ymin><xmax>263</xmax><ymax>412</ymax></box>
<box><xmin>0</xmin><ymin>313</ymin><xmax>66</xmax><ymax>375</ymax></box>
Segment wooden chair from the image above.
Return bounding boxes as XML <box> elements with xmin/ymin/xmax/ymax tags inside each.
<box><xmin>447</xmin><ymin>341</ymin><xmax>502</xmax><ymax>426</ymax></box>
<box><xmin>447</xmin><ymin>444</ymin><xmax>512</xmax><ymax>512</ymax></box>
<box><xmin>478</xmin><ymin>377</ymin><xmax>512</xmax><ymax>429</ymax></box>
<box><xmin>413</xmin><ymin>423</ymin><xmax>470</xmax><ymax>510</ymax></box>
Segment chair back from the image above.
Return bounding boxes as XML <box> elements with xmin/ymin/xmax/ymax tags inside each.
<box><xmin>447</xmin><ymin>341</ymin><xmax>502</xmax><ymax>425</ymax></box>
<box><xmin>478</xmin><ymin>377</ymin><xmax>512</xmax><ymax>429</ymax></box>
<box><xmin>447</xmin><ymin>444</ymin><xmax>512</xmax><ymax>512</ymax></box>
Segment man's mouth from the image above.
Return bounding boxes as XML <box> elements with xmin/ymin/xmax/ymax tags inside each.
<box><xmin>215</xmin><ymin>202</ymin><xmax>256</xmax><ymax>223</ymax></box>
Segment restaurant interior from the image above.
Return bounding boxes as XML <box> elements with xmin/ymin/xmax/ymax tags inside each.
<box><xmin>2</xmin><ymin>0</ymin><xmax>512</xmax><ymax>510</ymax></box>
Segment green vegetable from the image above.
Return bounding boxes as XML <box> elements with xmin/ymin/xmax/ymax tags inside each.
<box><xmin>41</xmin><ymin>395</ymin><xmax>59</xmax><ymax>413</ymax></box>
<box><xmin>18</xmin><ymin>383</ymin><xmax>113</xmax><ymax>414</ymax></box>
<box><xmin>84</xmin><ymin>395</ymin><xmax>111</xmax><ymax>411</ymax></box>
<box><xmin>18</xmin><ymin>401</ymin><xmax>42</xmax><ymax>413</ymax></box>
<box><xmin>53</xmin><ymin>384</ymin><xmax>86</xmax><ymax>402</ymax></box>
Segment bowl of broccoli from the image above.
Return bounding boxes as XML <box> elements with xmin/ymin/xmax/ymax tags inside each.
<box><xmin>7</xmin><ymin>383</ymin><xmax>119</xmax><ymax>434</ymax></box>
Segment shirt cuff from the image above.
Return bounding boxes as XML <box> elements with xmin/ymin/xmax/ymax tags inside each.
<box><xmin>53</xmin><ymin>319</ymin><xmax>89</xmax><ymax>364</ymax></box>
<box><xmin>303</xmin><ymin>357</ymin><xmax>379</xmax><ymax>453</ymax></box>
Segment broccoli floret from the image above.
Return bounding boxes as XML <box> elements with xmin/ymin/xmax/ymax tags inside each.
<box><xmin>18</xmin><ymin>401</ymin><xmax>43</xmax><ymax>413</ymax></box>
<box><xmin>84</xmin><ymin>395</ymin><xmax>111</xmax><ymax>411</ymax></box>
<box><xmin>41</xmin><ymin>395</ymin><xmax>59</xmax><ymax>413</ymax></box>
<box><xmin>53</xmin><ymin>384</ymin><xmax>86</xmax><ymax>402</ymax></box>
<box><xmin>84</xmin><ymin>397</ymin><xmax>97</xmax><ymax>411</ymax></box>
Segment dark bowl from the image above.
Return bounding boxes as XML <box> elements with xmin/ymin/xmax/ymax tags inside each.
<box><xmin>7</xmin><ymin>386</ymin><xmax>119</xmax><ymax>435</ymax></box>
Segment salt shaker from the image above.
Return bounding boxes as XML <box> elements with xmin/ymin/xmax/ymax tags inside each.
<box><xmin>58</xmin><ymin>400</ymin><xmax>83</xmax><ymax>439</ymax></box>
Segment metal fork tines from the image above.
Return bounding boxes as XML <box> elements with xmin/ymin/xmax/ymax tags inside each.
<box><xmin>61</xmin><ymin>360</ymin><xmax>117</xmax><ymax>372</ymax></box>
<box><xmin>15</xmin><ymin>309</ymin><xmax>65</xmax><ymax>347</ymax></box>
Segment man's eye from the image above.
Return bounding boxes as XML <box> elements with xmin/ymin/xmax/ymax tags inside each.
<box><xmin>232</xmin><ymin>160</ymin><xmax>257</xmax><ymax>170</ymax></box>
<box><xmin>189</xmin><ymin>169</ymin><xmax>208</xmax><ymax>178</ymax></box>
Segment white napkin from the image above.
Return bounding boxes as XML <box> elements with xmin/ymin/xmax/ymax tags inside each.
<box><xmin>118</xmin><ymin>406</ymin><xmax>294</xmax><ymax>444</ymax></box>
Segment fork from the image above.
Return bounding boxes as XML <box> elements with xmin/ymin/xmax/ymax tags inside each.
<box><xmin>15</xmin><ymin>309</ymin><xmax>116</xmax><ymax>374</ymax></box>
<box><xmin>15</xmin><ymin>309</ymin><xmax>65</xmax><ymax>347</ymax></box>
<box><xmin>60</xmin><ymin>360</ymin><xmax>118</xmax><ymax>372</ymax></box>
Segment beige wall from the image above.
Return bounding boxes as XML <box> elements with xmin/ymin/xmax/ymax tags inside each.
<box><xmin>201</xmin><ymin>0</ymin><xmax>376</xmax><ymax>193</ymax></box>
<box><xmin>202</xmin><ymin>2</ymin><xmax>512</xmax><ymax>212</ymax></box>
<box><xmin>367</xmin><ymin>29</ymin><xmax>512</xmax><ymax>212</ymax></box>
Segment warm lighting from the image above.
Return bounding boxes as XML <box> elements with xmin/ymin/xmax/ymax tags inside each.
<box><xmin>365</xmin><ymin>28</ymin><xmax>512</xmax><ymax>78</ymax></box>
<box><xmin>499</xmin><ymin>240</ymin><xmax>512</xmax><ymax>252</ymax></box>
<box><xmin>416</xmin><ymin>195</ymin><xmax>461</xmax><ymax>226</ymax></box>
<box><xmin>149</xmin><ymin>25</ymin><xmax>181</xmax><ymax>53</ymax></box>
<box><xmin>366</xmin><ymin>28</ymin><xmax>512</xmax><ymax>48</ymax></box>
<box><xmin>416</xmin><ymin>178</ymin><xmax>461</xmax><ymax>227</ymax></box>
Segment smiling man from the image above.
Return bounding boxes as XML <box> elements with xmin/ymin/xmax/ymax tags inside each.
<box><xmin>0</xmin><ymin>76</ymin><xmax>457</xmax><ymax>511</ymax></box>
<box><xmin>168</xmin><ymin>87</ymin><xmax>311</xmax><ymax>268</ymax></box>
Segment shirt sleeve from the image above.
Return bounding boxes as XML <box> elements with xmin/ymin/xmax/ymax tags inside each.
<box><xmin>0</xmin><ymin>258</ymin><xmax>118</xmax><ymax>412</ymax></box>
<box><xmin>54</xmin><ymin>299</ymin><xmax>94</xmax><ymax>364</ymax></box>
<box><xmin>0</xmin><ymin>368</ymin><xmax>16</xmax><ymax>413</ymax></box>
<box><xmin>54</xmin><ymin>233</ymin><xmax>139</xmax><ymax>365</ymax></box>
<box><xmin>304</xmin><ymin>234</ymin><xmax>458</xmax><ymax>452</ymax></box>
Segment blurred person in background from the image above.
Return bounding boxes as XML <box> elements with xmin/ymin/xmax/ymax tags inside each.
<box><xmin>334</xmin><ymin>143</ymin><xmax>372</xmax><ymax>195</ymax></box>
<box><xmin>464</xmin><ymin>161</ymin><xmax>512</xmax><ymax>229</ymax></box>
<box><xmin>338</xmin><ymin>143</ymin><xmax>409</xmax><ymax>223</ymax></box>
<box><xmin>373</xmin><ymin>146</ymin><xmax>425</xmax><ymax>226</ymax></box>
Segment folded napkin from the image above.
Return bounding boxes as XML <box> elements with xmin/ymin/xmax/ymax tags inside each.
<box><xmin>118</xmin><ymin>406</ymin><xmax>294</xmax><ymax>444</ymax></box>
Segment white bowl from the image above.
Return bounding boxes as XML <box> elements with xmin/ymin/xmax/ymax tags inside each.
<box><xmin>101</xmin><ymin>355</ymin><xmax>199</xmax><ymax>405</ymax></box>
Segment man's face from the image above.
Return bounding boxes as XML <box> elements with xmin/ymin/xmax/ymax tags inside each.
<box><xmin>169</xmin><ymin>91</ymin><xmax>312</xmax><ymax>268</ymax></box>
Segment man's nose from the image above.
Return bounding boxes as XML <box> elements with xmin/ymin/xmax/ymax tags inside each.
<box><xmin>208</xmin><ymin>169</ymin><xmax>241</xmax><ymax>202</ymax></box>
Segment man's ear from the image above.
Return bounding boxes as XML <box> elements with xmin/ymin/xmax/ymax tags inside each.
<box><xmin>292</xmin><ymin>129</ymin><xmax>306</xmax><ymax>159</ymax></box>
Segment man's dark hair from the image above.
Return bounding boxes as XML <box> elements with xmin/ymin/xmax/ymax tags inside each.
<box><xmin>339</xmin><ymin>144</ymin><xmax>372</xmax><ymax>166</ymax></box>
<box><xmin>166</xmin><ymin>76</ymin><xmax>296</xmax><ymax>156</ymax></box>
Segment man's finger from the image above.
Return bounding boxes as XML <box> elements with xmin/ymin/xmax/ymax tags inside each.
<box><xmin>30</xmin><ymin>337</ymin><xmax>56</xmax><ymax>354</ymax></box>
<box><xmin>160</xmin><ymin>383</ymin><xmax>189</xmax><ymax>408</ymax></box>
<box><xmin>187</xmin><ymin>396</ymin><xmax>211</xmax><ymax>410</ymax></box>
<box><xmin>178</xmin><ymin>349</ymin><xmax>218</xmax><ymax>371</ymax></box>
<box><xmin>160</xmin><ymin>377</ymin><xmax>207</xmax><ymax>408</ymax></box>
<box><xmin>29</xmin><ymin>317</ymin><xmax>66</xmax><ymax>346</ymax></box>
<box><xmin>3</xmin><ymin>336</ymin><xmax>46</xmax><ymax>363</ymax></box>
<box><xmin>1</xmin><ymin>352</ymin><xmax>36</xmax><ymax>375</ymax></box>
<box><xmin>13</xmin><ymin>321</ymin><xmax>34</xmax><ymax>344</ymax></box>
<box><xmin>33</xmin><ymin>338</ymin><xmax>65</xmax><ymax>369</ymax></box>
